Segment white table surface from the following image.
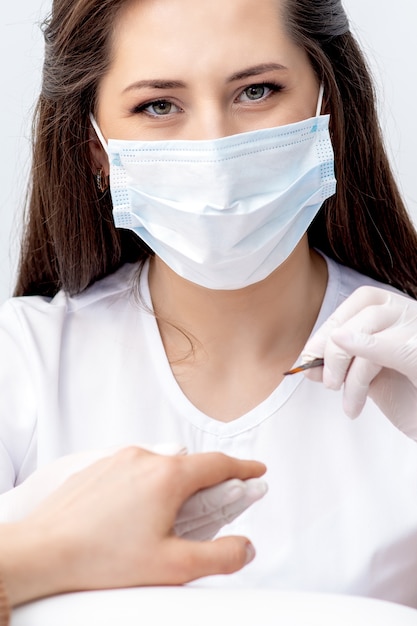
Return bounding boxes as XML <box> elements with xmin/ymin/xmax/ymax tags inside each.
<box><xmin>11</xmin><ymin>588</ymin><xmax>417</xmax><ymax>626</ymax></box>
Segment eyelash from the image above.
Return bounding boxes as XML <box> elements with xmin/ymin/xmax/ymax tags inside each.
<box><xmin>130</xmin><ymin>82</ymin><xmax>284</xmax><ymax>117</ymax></box>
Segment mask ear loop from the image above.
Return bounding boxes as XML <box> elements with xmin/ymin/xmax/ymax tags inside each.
<box><xmin>315</xmin><ymin>84</ymin><xmax>325</xmax><ymax>117</ymax></box>
<box><xmin>89</xmin><ymin>113</ymin><xmax>109</xmax><ymax>156</ymax></box>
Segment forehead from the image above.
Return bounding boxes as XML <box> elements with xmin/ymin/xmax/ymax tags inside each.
<box><xmin>107</xmin><ymin>0</ymin><xmax>304</xmax><ymax>77</ymax></box>
<box><xmin>113</xmin><ymin>0</ymin><xmax>283</xmax><ymax>35</ymax></box>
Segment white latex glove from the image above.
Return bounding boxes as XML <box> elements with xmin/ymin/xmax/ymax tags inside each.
<box><xmin>301</xmin><ymin>285</ymin><xmax>417</xmax><ymax>441</ymax></box>
<box><xmin>0</xmin><ymin>445</ymin><xmax>268</xmax><ymax>540</ymax></box>
<box><xmin>174</xmin><ymin>476</ymin><xmax>267</xmax><ymax>540</ymax></box>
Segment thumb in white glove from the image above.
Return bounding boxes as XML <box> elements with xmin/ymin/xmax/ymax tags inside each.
<box><xmin>301</xmin><ymin>285</ymin><xmax>417</xmax><ymax>441</ymax></box>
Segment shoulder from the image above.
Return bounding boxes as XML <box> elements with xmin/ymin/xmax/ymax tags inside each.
<box><xmin>0</xmin><ymin>262</ymin><xmax>143</xmax><ymax>359</ymax></box>
<box><xmin>53</xmin><ymin>262</ymin><xmax>142</xmax><ymax>312</ymax></box>
<box><xmin>1</xmin><ymin>262</ymin><xmax>140</xmax><ymax>318</ymax></box>
<box><xmin>321</xmin><ymin>252</ymin><xmax>403</xmax><ymax>305</ymax></box>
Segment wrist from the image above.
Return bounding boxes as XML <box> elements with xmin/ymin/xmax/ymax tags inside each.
<box><xmin>0</xmin><ymin>569</ymin><xmax>11</xmax><ymax>626</ymax></box>
<box><xmin>0</xmin><ymin>521</ymin><xmax>68</xmax><ymax>607</ymax></box>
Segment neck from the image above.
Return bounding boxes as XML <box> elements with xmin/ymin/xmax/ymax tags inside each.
<box><xmin>148</xmin><ymin>238</ymin><xmax>327</xmax><ymax>368</ymax></box>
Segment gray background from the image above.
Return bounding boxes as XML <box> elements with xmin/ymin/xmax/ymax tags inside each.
<box><xmin>1</xmin><ymin>1</ymin><xmax>416</xmax><ymax>303</ymax></box>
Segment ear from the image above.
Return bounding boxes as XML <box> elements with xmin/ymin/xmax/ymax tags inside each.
<box><xmin>88</xmin><ymin>124</ymin><xmax>110</xmax><ymax>177</ymax></box>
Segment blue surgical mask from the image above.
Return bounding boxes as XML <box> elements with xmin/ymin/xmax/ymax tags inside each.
<box><xmin>90</xmin><ymin>86</ymin><xmax>336</xmax><ymax>290</ymax></box>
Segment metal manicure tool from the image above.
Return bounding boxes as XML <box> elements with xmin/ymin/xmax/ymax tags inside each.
<box><xmin>283</xmin><ymin>358</ymin><xmax>324</xmax><ymax>376</ymax></box>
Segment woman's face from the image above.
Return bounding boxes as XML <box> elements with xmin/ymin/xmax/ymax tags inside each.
<box><xmin>95</xmin><ymin>0</ymin><xmax>318</xmax><ymax>144</ymax></box>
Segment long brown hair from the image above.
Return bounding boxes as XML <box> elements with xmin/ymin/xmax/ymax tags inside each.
<box><xmin>283</xmin><ymin>0</ymin><xmax>417</xmax><ymax>297</ymax></box>
<box><xmin>14</xmin><ymin>0</ymin><xmax>417</xmax><ymax>298</ymax></box>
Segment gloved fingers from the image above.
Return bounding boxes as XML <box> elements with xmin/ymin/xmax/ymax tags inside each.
<box><xmin>220</xmin><ymin>477</ymin><xmax>268</xmax><ymax>521</ymax></box>
<box><xmin>174</xmin><ymin>477</ymin><xmax>268</xmax><ymax>540</ymax></box>
<box><xmin>177</xmin><ymin>517</ymin><xmax>229</xmax><ymax>541</ymax></box>
<box><xmin>341</xmin><ymin>356</ymin><xmax>382</xmax><ymax>419</ymax></box>
<box><xmin>319</xmin><ymin>338</ymin><xmax>353</xmax><ymax>390</ymax></box>
<box><xmin>332</xmin><ymin>325</ymin><xmax>417</xmax><ymax>386</ymax></box>
<box><xmin>301</xmin><ymin>316</ymin><xmax>340</xmax><ymax>383</ymax></box>
<box><xmin>318</xmin><ymin>304</ymin><xmax>389</xmax><ymax>390</ymax></box>
<box><xmin>176</xmin><ymin>478</ymin><xmax>246</xmax><ymax>523</ymax></box>
<box><xmin>177</xmin><ymin>494</ymin><xmax>261</xmax><ymax>539</ymax></box>
<box><xmin>302</xmin><ymin>295</ymin><xmax>407</xmax><ymax>386</ymax></box>
<box><xmin>300</xmin><ymin>359</ymin><xmax>324</xmax><ymax>383</ymax></box>
<box><xmin>176</xmin><ymin>477</ymin><xmax>266</xmax><ymax>523</ymax></box>
<box><xmin>301</xmin><ymin>312</ymin><xmax>369</xmax><ymax>385</ymax></box>
<box><xmin>300</xmin><ymin>287</ymin><xmax>386</xmax><ymax>367</ymax></box>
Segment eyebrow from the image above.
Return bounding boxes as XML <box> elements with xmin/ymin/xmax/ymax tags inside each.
<box><xmin>227</xmin><ymin>63</ymin><xmax>288</xmax><ymax>82</ymax></box>
<box><xmin>122</xmin><ymin>63</ymin><xmax>288</xmax><ymax>94</ymax></box>
<box><xmin>123</xmin><ymin>79</ymin><xmax>186</xmax><ymax>93</ymax></box>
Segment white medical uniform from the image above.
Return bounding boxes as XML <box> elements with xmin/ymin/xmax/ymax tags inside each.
<box><xmin>1</xmin><ymin>253</ymin><xmax>417</xmax><ymax>607</ymax></box>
